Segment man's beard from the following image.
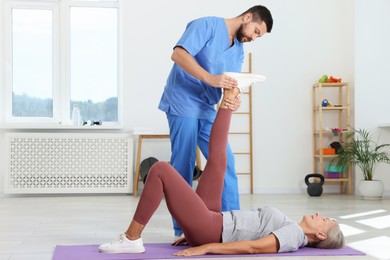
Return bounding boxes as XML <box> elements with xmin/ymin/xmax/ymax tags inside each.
<box><xmin>236</xmin><ymin>24</ymin><xmax>249</xmax><ymax>43</ymax></box>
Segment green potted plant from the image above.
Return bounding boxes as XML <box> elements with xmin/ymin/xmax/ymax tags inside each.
<box><xmin>331</xmin><ymin>128</ymin><xmax>390</xmax><ymax>199</ymax></box>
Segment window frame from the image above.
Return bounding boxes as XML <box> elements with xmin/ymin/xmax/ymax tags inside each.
<box><xmin>1</xmin><ymin>0</ymin><xmax>122</xmax><ymax>129</ymax></box>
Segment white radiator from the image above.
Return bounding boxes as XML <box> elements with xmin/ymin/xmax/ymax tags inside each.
<box><xmin>4</xmin><ymin>133</ymin><xmax>133</xmax><ymax>194</ymax></box>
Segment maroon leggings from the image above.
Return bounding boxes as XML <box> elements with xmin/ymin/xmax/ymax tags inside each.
<box><xmin>133</xmin><ymin>108</ymin><xmax>231</xmax><ymax>246</ymax></box>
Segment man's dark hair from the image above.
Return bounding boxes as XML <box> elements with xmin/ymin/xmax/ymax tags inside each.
<box><xmin>240</xmin><ymin>5</ymin><xmax>273</xmax><ymax>32</ymax></box>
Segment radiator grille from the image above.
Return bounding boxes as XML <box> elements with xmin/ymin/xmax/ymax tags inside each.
<box><xmin>5</xmin><ymin>133</ymin><xmax>133</xmax><ymax>194</ymax></box>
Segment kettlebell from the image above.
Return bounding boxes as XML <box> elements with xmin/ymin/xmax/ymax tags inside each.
<box><xmin>305</xmin><ymin>173</ymin><xmax>324</xmax><ymax>197</ymax></box>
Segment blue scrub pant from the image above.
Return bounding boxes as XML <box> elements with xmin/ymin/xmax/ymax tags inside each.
<box><xmin>167</xmin><ymin>113</ymin><xmax>240</xmax><ymax>236</ymax></box>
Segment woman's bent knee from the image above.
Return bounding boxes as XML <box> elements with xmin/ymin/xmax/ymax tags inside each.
<box><xmin>148</xmin><ymin>161</ymin><xmax>172</xmax><ymax>178</ymax></box>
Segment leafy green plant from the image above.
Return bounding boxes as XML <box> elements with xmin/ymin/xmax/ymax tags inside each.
<box><xmin>331</xmin><ymin>129</ymin><xmax>390</xmax><ymax>180</ymax></box>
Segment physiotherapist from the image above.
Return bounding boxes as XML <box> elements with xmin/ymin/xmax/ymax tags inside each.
<box><xmin>158</xmin><ymin>5</ymin><xmax>273</xmax><ymax>238</ymax></box>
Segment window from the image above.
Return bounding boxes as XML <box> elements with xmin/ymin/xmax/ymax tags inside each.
<box><xmin>12</xmin><ymin>8</ymin><xmax>54</xmax><ymax>118</ymax></box>
<box><xmin>3</xmin><ymin>0</ymin><xmax>121</xmax><ymax>127</ymax></box>
<box><xmin>70</xmin><ymin>6</ymin><xmax>118</xmax><ymax>123</ymax></box>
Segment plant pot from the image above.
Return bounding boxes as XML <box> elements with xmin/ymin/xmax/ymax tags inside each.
<box><xmin>358</xmin><ymin>180</ymin><xmax>384</xmax><ymax>200</ymax></box>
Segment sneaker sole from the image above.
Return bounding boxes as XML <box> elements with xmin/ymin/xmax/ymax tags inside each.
<box><xmin>99</xmin><ymin>247</ymin><xmax>145</xmax><ymax>254</ymax></box>
<box><xmin>224</xmin><ymin>72</ymin><xmax>266</xmax><ymax>88</ymax></box>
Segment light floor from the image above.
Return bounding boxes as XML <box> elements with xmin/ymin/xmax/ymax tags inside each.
<box><xmin>0</xmin><ymin>193</ymin><xmax>389</xmax><ymax>260</ymax></box>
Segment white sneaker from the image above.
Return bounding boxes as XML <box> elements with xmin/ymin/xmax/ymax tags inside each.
<box><xmin>224</xmin><ymin>72</ymin><xmax>266</xmax><ymax>93</ymax></box>
<box><xmin>99</xmin><ymin>233</ymin><xmax>145</xmax><ymax>254</ymax></box>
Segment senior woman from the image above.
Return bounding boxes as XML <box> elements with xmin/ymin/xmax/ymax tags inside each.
<box><xmin>99</xmin><ymin>87</ymin><xmax>345</xmax><ymax>255</ymax></box>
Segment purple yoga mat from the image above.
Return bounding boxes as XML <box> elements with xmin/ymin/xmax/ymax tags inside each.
<box><xmin>52</xmin><ymin>243</ymin><xmax>365</xmax><ymax>260</ymax></box>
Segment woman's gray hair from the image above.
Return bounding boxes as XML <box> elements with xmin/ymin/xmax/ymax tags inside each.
<box><xmin>316</xmin><ymin>225</ymin><xmax>345</xmax><ymax>249</ymax></box>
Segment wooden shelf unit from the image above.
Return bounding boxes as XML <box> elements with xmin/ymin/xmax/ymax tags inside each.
<box><xmin>312</xmin><ymin>82</ymin><xmax>353</xmax><ymax>194</ymax></box>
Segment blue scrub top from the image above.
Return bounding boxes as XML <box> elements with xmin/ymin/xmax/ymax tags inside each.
<box><xmin>158</xmin><ymin>16</ymin><xmax>244</xmax><ymax>120</ymax></box>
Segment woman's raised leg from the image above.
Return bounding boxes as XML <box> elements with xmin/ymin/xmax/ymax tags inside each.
<box><xmin>195</xmin><ymin>87</ymin><xmax>240</xmax><ymax>212</ymax></box>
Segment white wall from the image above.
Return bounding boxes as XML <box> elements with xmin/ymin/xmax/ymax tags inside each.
<box><xmin>355</xmin><ymin>0</ymin><xmax>390</xmax><ymax>193</ymax></box>
<box><xmin>0</xmin><ymin>1</ymin><xmax>4</xmax><ymax>193</ymax></box>
<box><xmin>122</xmin><ymin>0</ymin><xmax>355</xmax><ymax>194</ymax></box>
<box><xmin>246</xmin><ymin>0</ymin><xmax>355</xmax><ymax>193</ymax></box>
<box><xmin>2</xmin><ymin>0</ymin><xmax>376</xmax><ymax>195</ymax></box>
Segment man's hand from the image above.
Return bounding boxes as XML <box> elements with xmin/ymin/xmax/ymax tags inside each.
<box><xmin>172</xmin><ymin>237</ymin><xmax>189</xmax><ymax>246</ymax></box>
<box><xmin>208</xmin><ymin>74</ymin><xmax>238</xmax><ymax>89</ymax></box>
<box><xmin>224</xmin><ymin>96</ymin><xmax>241</xmax><ymax>111</ymax></box>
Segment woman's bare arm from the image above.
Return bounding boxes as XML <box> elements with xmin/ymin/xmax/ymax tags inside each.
<box><xmin>174</xmin><ymin>234</ymin><xmax>279</xmax><ymax>256</ymax></box>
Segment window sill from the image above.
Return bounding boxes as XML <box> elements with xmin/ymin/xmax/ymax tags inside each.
<box><xmin>0</xmin><ymin>124</ymin><xmax>123</xmax><ymax>130</ymax></box>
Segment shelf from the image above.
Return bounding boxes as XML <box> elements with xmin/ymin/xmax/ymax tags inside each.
<box><xmin>0</xmin><ymin>124</ymin><xmax>122</xmax><ymax>130</ymax></box>
<box><xmin>324</xmin><ymin>178</ymin><xmax>350</xmax><ymax>182</ymax></box>
<box><xmin>314</xmin><ymin>154</ymin><xmax>337</xmax><ymax>158</ymax></box>
<box><xmin>313</xmin><ymin>82</ymin><xmax>348</xmax><ymax>87</ymax></box>
<box><xmin>313</xmin><ymin>106</ymin><xmax>348</xmax><ymax>111</ymax></box>
<box><xmin>314</xmin><ymin>130</ymin><xmax>349</xmax><ymax>135</ymax></box>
